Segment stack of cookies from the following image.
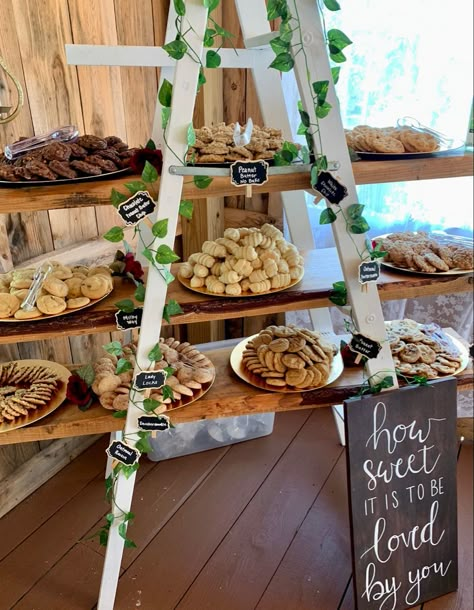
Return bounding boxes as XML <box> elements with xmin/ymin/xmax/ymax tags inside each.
<box><xmin>187</xmin><ymin>122</ymin><xmax>285</xmax><ymax>163</ymax></box>
<box><xmin>345</xmin><ymin>125</ymin><xmax>439</xmax><ymax>154</ymax></box>
<box><xmin>241</xmin><ymin>324</ymin><xmax>338</xmax><ymax>391</ymax></box>
<box><xmin>386</xmin><ymin>319</ymin><xmax>464</xmax><ymax>379</ymax></box>
<box><xmin>0</xmin><ymin>362</ymin><xmax>61</xmax><ymax>424</ymax></box>
<box><xmin>93</xmin><ymin>338</ymin><xmax>215</xmax><ymax>412</ymax></box>
<box><xmin>375</xmin><ymin>231</ymin><xmax>473</xmax><ymax>272</ymax></box>
<box><xmin>0</xmin><ymin>262</ymin><xmax>114</xmax><ymax>320</ymax></box>
<box><xmin>178</xmin><ymin>224</ymin><xmax>304</xmax><ymax>296</ymax></box>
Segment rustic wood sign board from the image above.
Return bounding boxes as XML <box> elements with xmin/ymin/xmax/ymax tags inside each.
<box><xmin>344</xmin><ymin>378</ymin><xmax>458</xmax><ymax>610</ymax></box>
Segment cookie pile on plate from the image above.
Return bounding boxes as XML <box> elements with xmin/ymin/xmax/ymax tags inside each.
<box><xmin>0</xmin><ymin>362</ymin><xmax>61</xmax><ymax>423</ymax></box>
<box><xmin>178</xmin><ymin>224</ymin><xmax>304</xmax><ymax>296</ymax></box>
<box><xmin>386</xmin><ymin>319</ymin><xmax>464</xmax><ymax>379</ymax></box>
<box><xmin>242</xmin><ymin>324</ymin><xmax>338</xmax><ymax>390</ymax></box>
<box><xmin>0</xmin><ymin>135</ymin><xmax>136</xmax><ymax>182</ymax></box>
<box><xmin>92</xmin><ymin>338</ymin><xmax>215</xmax><ymax>412</ymax></box>
<box><xmin>0</xmin><ymin>262</ymin><xmax>113</xmax><ymax>319</ymax></box>
<box><xmin>187</xmin><ymin>122</ymin><xmax>285</xmax><ymax>163</ymax></box>
<box><xmin>345</xmin><ymin>125</ymin><xmax>439</xmax><ymax>154</ymax></box>
<box><xmin>375</xmin><ymin>231</ymin><xmax>473</xmax><ymax>272</ymax></box>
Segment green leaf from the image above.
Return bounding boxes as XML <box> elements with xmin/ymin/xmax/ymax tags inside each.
<box><xmin>155</xmin><ymin>244</ymin><xmax>180</xmax><ymax>265</ymax></box>
<box><xmin>148</xmin><ymin>343</ymin><xmax>162</xmax><ymax>362</ymax></box>
<box><xmin>297</xmin><ymin>122</ymin><xmax>307</xmax><ymax>135</ymax></box>
<box><xmin>179</xmin><ymin>199</ymin><xmax>194</xmax><ymax>219</ymax></box>
<box><xmin>135</xmin><ymin>435</ymin><xmax>153</xmax><ymax>454</ymax></box>
<box><xmin>319</xmin><ymin>208</ymin><xmax>337</xmax><ymax>225</ymax></box>
<box><xmin>267</xmin><ymin>0</ymin><xmax>288</xmax><ymax>19</ymax></box>
<box><xmin>124</xmin><ymin>538</ymin><xmax>137</xmax><ymax>549</ymax></box>
<box><xmin>142</xmin><ymin>248</ymin><xmax>154</xmax><ymax>264</ymax></box>
<box><xmin>329</xmin><ymin>49</ymin><xmax>347</xmax><ymax>63</ymax></box>
<box><xmin>143</xmin><ymin>397</ymin><xmax>161</xmax><ymax>413</ymax></box>
<box><xmin>116</xmin><ymin>358</ymin><xmax>132</xmax><ymax>375</ymax></box>
<box><xmin>173</xmin><ymin>0</ymin><xmax>186</xmax><ymax>16</ymax></box>
<box><xmin>300</xmin><ymin>146</ymin><xmax>310</xmax><ymax>164</ymax></box>
<box><xmin>105</xmin><ymin>474</ymin><xmax>114</xmax><ymax>500</ymax></box>
<box><xmin>75</xmin><ymin>363</ymin><xmax>95</xmax><ymax>386</ymax></box>
<box><xmin>193</xmin><ymin>175</ymin><xmax>213</xmax><ymax>189</ymax></box>
<box><xmin>103</xmin><ymin>226</ymin><xmax>124</xmax><ymax>243</ymax></box>
<box><xmin>347</xmin><ymin>203</ymin><xmax>365</xmax><ymax>220</ymax></box>
<box><xmin>350</xmin><ymin>217</ymin><xmax>370</xmax><ymax>234</ymax></box>
<box><xmin>316</xmin><ymin>155</ymin><xmax>328</xmax><ymax>171</ymax></box>
<box><xmin>152</xmin><ymin>218</ymin><xmax>168</xmax><ymax>238</ymax></box>
<box><xmin>370</xmin><ymin>250</ymin><xmax>388</xmax><ymax>260</ymax></box>
<box><xmin>329</xmin><ymin>293</ymin><xmax>347</xmax><ymax>306</ymax></box>
<box><xmin>120</xmin><ymin>463</ymin><xmax>140</xmax><ymax>479</ymax></box>
<box><xmin>106</xmin><ymin>512</ymin><xmax>115</xmax><ymax>525</ymax></box>
<box><xmin>99</xmin><ymin>529</ymin><xmax>109</xmax><ymax>547</ymax></box>
<box><xmin>163</xmin><ymin>39</ymin><xmax>187</xmax><ymax>60</ymax></box>
<box><xmin>115</xmin><ymin>299</ymin><xmax>135</xmax><ymax>313</ymax></box>
<box><xmin>270</xmin><ymin>36</ymin><xmax>289</xmax><ymax>55</ymax></box>
<box><xmin>203</xmin><ymin>0</ymin><xmax>219</xmax><ymax>11</ymax></box>
<box><xmin>187</xmin><ymin>124</ymin><xmax>196</xmax><ymax>147</ymax></box>
<box><xmin>204</xmin><ymin>27</ymin><xmax>216</xmax><ymax>47</ymax></box>
<box><xmin>273</xmin><ymin>152</ymin><xmax>290</xmax><ymax>166</ymax></box>
<box><xmin>158</xmin><ymin>79</ymin><xmax>173</xmax><ymax>108</ymax></box>
<box><xmin>145</xmin><ymin>139</ymin><xmax>156</xmax><ymax>150</ymax></box>
<box><xmin>299</xmin><ymin>108</ymin><xmax>310</xmax><ymax>128</ymax></box>
<box><xmin>280</xmin><ymin>149</ymin><xmax>295</xmax><ymax>163</ymax></box>
<box><xmin>197</xmin><ymin>68</ymin><xmax>207</xmax><ymax>89</ymax></box>
<box><xmin>331</xmin><ymin>67</ymin><xmax>341</xmax><ymax>85</ymax></box>
<box><xmin>269</xmin><ymin>52</ymin><xmax>294</xmax><ymax>72</ymax></box>
<box><xmin>327</xmin><ymin>29</ymin><xmax>353</xmax><ymax>51</ymax></box>
<box><xmin>118</xmin><ymin>521</ymin><xmax>128</xmax><ymax>540</ymax></box>
<box><xmin>103</xmin><ymin>341</ymin><xmax>123</xmax><ymax>357</ymax></box>
<box><xmin>312</xmin><ymin>80</ymin><xmax>329</xmax><ymax>105</ymax></box>
<box><xmin>159</xmin><ymin>268</ymin><xmax>175</xmax><ymax>285</ymax></box>
<box><xmin>333</xmin><ymin>280</ymin><xmax>346</xmax><ymax>292</ymax></box>
<box><xmin>323</xmin><ymin>0</ymin><xmax>341</xmax><ymax>10</ymax></box>
<box><xmin>282</xmin><ymin>141</ymin><xmax>299</xmax><ymax>157</ymax></box>
<box><xmin>134</xmin><ymin>283</ymin><xmax>145</xmax><ymax>302</ymax></box>
<box><xmin>161</xmin><ymin>107</ymin><xmax>171</xmax><ymax>130</ymax></box>
<box><xmin>113</xmin><ymin>410</ymin><xmax>128</xmax><ymax>419</ymax></box>
<box><xmin>166</xmin><ymin>299</ymin><xmax>183</xmax><ymax>316</ymax></box>
<box><xmin>279</xmin><ymin>19</ymin><xmax>293</xmax><ymax>43</ymax></box>
<box><xmin>164</xmin><ymin>366</ymin><xmax>175</xmax><ymax>377</ymax></box>
<box><xmin>315</xmin><ymin>101</ymin><xmax>332</xmax><ymax>119</ymax></box>
<box><xmin>310</xmin><ymin>165</ymin><xmax>319</xmax><ymax>187</ymax></box>
<box><xmin>111</xmin><ymin>188</ymin><xmax>127</xmax><ymax>208</ymax></box>
<box><xmin>124</xmin><ymin>181</ymin><xmax>147</xmax><ymax>195</ymax></box>
<box><xmin>162</xmin><ymin>385</ymin><xmax>174</xmax><ymax>401</ymax></box>
<box><xmin>141</xmin><ymin>160</ymin><xmax>158</xmax><ymax>183</ymax></box>
<box><xmin>205</xmin><ymin>50</ymin><xmax>221</xmax><ymax>68</ymax></box>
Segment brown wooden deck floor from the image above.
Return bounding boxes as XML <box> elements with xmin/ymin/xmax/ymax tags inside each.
<box><xmin>0</xmin><ymin>408</ymin><xmax>472</xmax><ymax>610</ymax></box>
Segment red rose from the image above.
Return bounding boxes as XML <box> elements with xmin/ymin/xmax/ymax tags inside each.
<box><xmin>66</xmin><ymin>374</ymin><xmax>93</xmax><ymax>408</ymax></box>
<box><xmin>123</xmin><ymin>253</ymin><xmax>144</xmax><ymax>281</ymax></box>
<box><xmin>130</xmin><ymin>148</ymin><xmax>163</xmax><ymax>175</ymax></box>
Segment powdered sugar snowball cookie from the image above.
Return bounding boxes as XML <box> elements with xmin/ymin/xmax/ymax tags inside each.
<box><xmin>36</xmin><ymin>295</ymin><xmax>67</xmax><ymax>315</ymax></box>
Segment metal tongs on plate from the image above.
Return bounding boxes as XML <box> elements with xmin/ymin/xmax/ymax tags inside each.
<box><xmin>21</xmin><ymin>262</ymin><xmax>52</xmax><ymax>311</ymax></box>
<box><xmin>4</xmin><ymin>125</ymin><xmax>79</xmax><ymax>161</ymax></box>
<box><xmin>233</xmin><ymin>118</ymin><xmax>254</xmax><ymax>147</ymax></box>
<box><xmin>396</xmin><ymin>116</ymin><xmax>454</xmax><ymax>148</ymax></box>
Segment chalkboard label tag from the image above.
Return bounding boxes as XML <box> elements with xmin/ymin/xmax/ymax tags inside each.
<box><xmin>115</xmin><ymin>307</ymin><xmax>143</xmax><ymax>331</ymax></box>
<box><xmin>230</xmin><ymin>160</ymin><xmax>269</xmax><ymax>188</ymax></box>
<box><xmin>359</xmin><ymin>261</ymin><xmax>381</xmax><ymax>284</ymax></box>
<box><xmin>138</xmin><ymin>415</ymin><xmax>171</xmax><ymax>432</ymax></box>
<box><xmin>117</xmin><ymin>191</ymin><xmax>156</xmax><ymax>226</ymax></box>
<box><xmin>106</xmin><ymin>440</ymin><xmax>140</xmax><ymax>466</ymax></box>
<box><xmin>133</xmin><ymin>370</ymin><xmax>167</xmax><ymax>391</ymax></box>
<box><xmin>349</xmin><ymin>333</ymin><xmax>382</xmax><ymax>360</ymax></box>
<box><xmin>314</xmin><ymin>171</ymin><xmax>348</xmax><ymax>204</ymax></box>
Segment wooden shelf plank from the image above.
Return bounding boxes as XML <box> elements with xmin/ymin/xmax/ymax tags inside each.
<box><xmin>0</xmin><ymin>343</ymin><xmax>471</xmax><ymax>445</ymax></box>
<box><xmin>0</xmin><ymin>248</ymin><xmax>472</xmax><ymax>344</ymax></box>
<box><xmin>0</xmin><ymin>153</ymin><xmax>471</xmax><ymax>214</ymax></box>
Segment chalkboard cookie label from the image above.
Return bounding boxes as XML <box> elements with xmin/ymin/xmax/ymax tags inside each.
<box><xmin>349</xmin><ymin>333</ymin><xmax>382</xmax><ymax>360</ymax></box>
<box><xmin>133</xmin><ymin>370</ymin><xmax>167</xmax><ymax>391</ymax></box>
<box><xmin>138</xmin><ymin>415</ymin><xmax>171</xmax><ymax>432</ymax></box>
<box><xmin>117</xmin><ymin>191</ymin><xmax>156</xmax><ymax>226</ymax></box>
<box><xmin>359</xmin><ymin>261</ymin><xmax>381</xmax><ymax>284</ymax></box>
<box><xmin>230</xmin><ymin>160</ymin><xmax>269</xmax><ymax>187</ymax></box>
<box><xmin>115</xmin><ymin>307</ymin><xmax>143</xmax><ymax>331</ymax></box>
<box><xmin>106</xmin><ymin>440</ymin><xmax>140</xmax><ymax>466</ymax></box>
<box><xmin>314</xmin><ymin>171</ymin><xmax>348</xmax><ymax>204</ymax></box>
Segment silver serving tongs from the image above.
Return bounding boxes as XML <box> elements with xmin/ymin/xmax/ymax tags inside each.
<box><xmin>21</xmin><ymin>262</ymin><xmax>52</xmax><ymax>311</ymax></box>
<box><xmin>396</xmin><ymin>116</ymin><xmax>454</xmax><ymax>147</ymax></box>
<box><xmin>233</xmin><ymin>118</ymin><xmax>254</xmax><ymax>147</ymax></box>
<box><xmin>4</xmin><ymin>125</ymin><xmax>79</xmax><ymax>161</ymax></box>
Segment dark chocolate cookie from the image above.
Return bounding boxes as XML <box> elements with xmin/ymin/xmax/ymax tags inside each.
<box><xmin>75</xmin><ymin>135</ymin><xmax>107</xmax><ymax>150</ymax></box>
<box><xmin>112</xmin><ymin>141</ymin><xmax>129</xmax><ymax>152</ymax></box>
<box><xmin>0</xmin><ymin>166</ymin><xmax>20</xmax><ymax>181</ymax></box>
<box><xmin>14</xmin><ymin>167</ymin><xmax>35</xmax><ymax>180</ymax></box>
<box><xmin>25</xmin><ymin>160</ymin><xmax>58</xmax><ymax>180</ymax></box>
<box><xmin>42</xmin><ymin>142</ymin><xmax>71</xmax><ymax>162</ymax></box>
<box><xmin>48</xmin><ymin>160</ymin><xmax>78</xmax><ymax>179</ymax></box>
<box><xmin>70</xmin><ymin>160</ymin><xmax>102</xmax><ymax>175</ymax></box>
<box><xmin>68</xmin><ymin>143</ymin><xmax>88</xmax><ymax>158</ymax></box>
<box><xmin>84</xmin><ymin>155</ymin><xmax>118</xmax><ymax>172</ymax></box>
<box><xmin>96</xmin><ymin>148</ymin><xmax>121</xmax><ymax>164</ymax></box>
<box><xmin>104</xmin><ymin>136</ymin><xmax>123</xmax><ymax>146</ymax></box>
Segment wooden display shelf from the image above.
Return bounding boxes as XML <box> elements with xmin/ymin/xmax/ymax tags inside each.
<box><xmin>1</xmin><ymin>248</ymin><xmax>472</xmax><ymax>344</ymax></box>
<box><xmin>0</xmin><ymin>153</ymin><xmax>471</xmax><ymax>214</ymax></box>
<box><xmin>0</xmin><ymin>342</ymin><xmax>471</xmax><ymax>445</ymax></box>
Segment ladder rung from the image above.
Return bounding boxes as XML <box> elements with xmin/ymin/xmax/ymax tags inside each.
<box><xmin>244</xmin><ymin>32</ymin><xmax>278</xmax><ymax>49</ymax></box>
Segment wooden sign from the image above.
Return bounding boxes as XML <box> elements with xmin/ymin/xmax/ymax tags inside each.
<box><xmin>137</xmin><ymin>415</ymin><xmax>171</xmax><ymax>432</ymax></box>
<box><xmin>115</xmin><ymin>307</ymin><xmax>143</xmax><ymax>331</ymax></box>
<box><xmin>350</xmin><ymin>333</ymin><xmax>382</xmax><ymax>360</ymax></box>
<box><xmin>230</xmin><ymin>160</ymin><xmax>269</xmax><ymax>188</ymax></box>
<box><xmin>359</xmin><ymin>261</ymin><xmax>381</xmax><ymax>284</ymax></box>
<box><xmin>106</xmin><ymin>440</ymin><xmax>140</xmax><ymax>466</ymax></box>
<box><xmin>133</xmin><ymin>370</ymin><xmax>167</xmax><ymax>391</ymax></box>
<box><xmin>344</xmin><ymin>379</ymin><xmax>458</xmax><ymax>610</ymax></box>
<box><xmin>117</xmin><ymin>191</ymin><xmax>156</xmax><ymax>226</ymax></box>
<box><xmin>314</xmin><ymin>171</ymin><xmax>348</xmax><ymax>204</ymax></box>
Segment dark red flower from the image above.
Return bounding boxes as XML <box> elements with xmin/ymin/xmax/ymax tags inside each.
<box><xmin>129</xmin><ymin>148</ymin><xmax>163</xmax><ymax>175</ymax></box>
<box><xmin>123</xmin><ymin>253</ymin><xmax>144</xmax><ymax>281</ymax></box>
<box><xmin>66</xmin><ymin>374</ymin><xmax>93</xmax><ymax>408</ymax></box>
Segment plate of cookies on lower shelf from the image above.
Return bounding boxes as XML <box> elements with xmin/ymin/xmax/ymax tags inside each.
<box><xmin>373</xmin><ymin>231</ymin><xmax>473</xmax><ymax>275</ymax></box>
<box><xmin>230</xmin><ymin>325</ymin><xmax>344</xmax><ymax>393</ymax></box>
<box><xmin>386</xmin><ymin>319</ymin><xmax>470</xmax><ymax>380</ymax></box>
<box><xmin>0</xmin><ymin>360</ymin><xmax>70</xmax><ymax>432</ymax></box>
<box><xmin>0</xmin><ymin>262</ymin><xmax>114</xmax><ymax>322</ymax></box>
<box><xmin>92</xmin><ymin>337</ymin><xmax>216</xmax><ymax>413</ymax></box>
<box><xmin>178</xmin><ymin>224</ymin><xmax>304</xmax><ymax>297</ymax></box>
